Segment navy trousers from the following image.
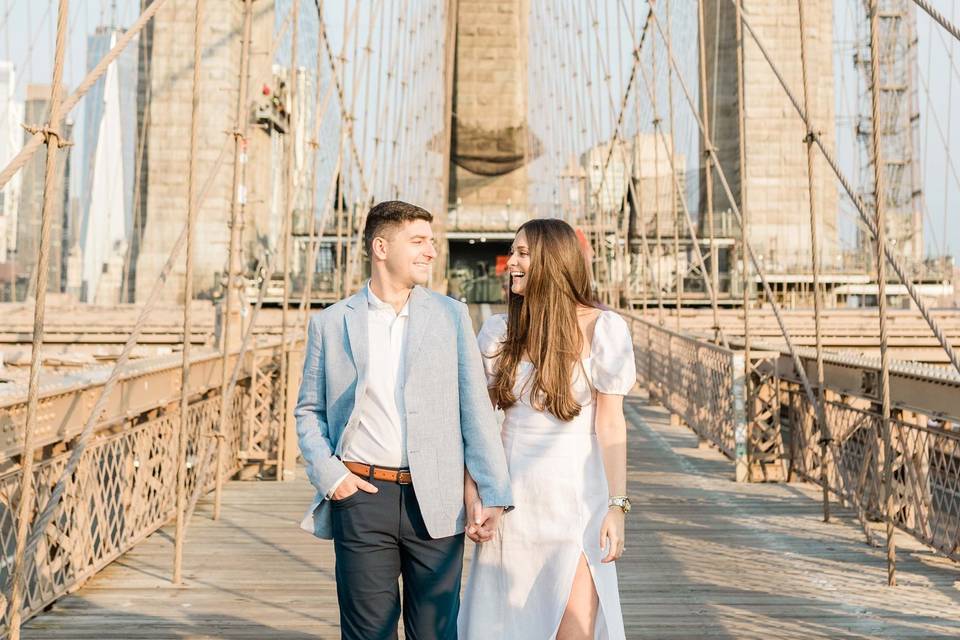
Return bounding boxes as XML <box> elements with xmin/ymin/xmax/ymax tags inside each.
<box><xmin>330</xmin><ymin>477</ymin><xmax>464</xmax><ymax>640</ymax></box>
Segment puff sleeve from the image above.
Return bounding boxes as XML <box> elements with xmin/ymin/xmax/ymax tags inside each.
<box><xmin>590</xmin><ymin>310</ymin><xmax>637</xmax><ymax>395</ymax></box>
<box><xmin>476</xmin><ymin>313</ymin><xmax>509</xmax><ymax>388</ymax></box>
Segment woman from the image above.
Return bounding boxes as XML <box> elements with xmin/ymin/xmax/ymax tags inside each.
<box><xmin>459</xmin><ymin>218</ymin><xmax>635</xmax><ymax>640</ymax></box>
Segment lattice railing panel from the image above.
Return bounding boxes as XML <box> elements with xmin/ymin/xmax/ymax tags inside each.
<box><xmin>779</xmin><ymin>381</ymin><xmax>960</xmax><ymax>561</ymax></box>
<box><xmin>0</xmin><ymin>359</ymin><xmax>267</xmax><ymax>631</ymax></box>
<box><xmin>748</xmin><ymin>361</ymin><xmax>786</xmax><ymax>482</ymax></box>
<box><xmin>625</xmin><ymin>310</ymin><xmax>960</xmax><ymax>562</ymax></box>
<box><xmin>625</xmin><ymin>313</ymin><xmax>737</xmax><ymax>458</ymax></box>
<box><xmin>243</xmin><ymin>354</ymin><xmax>283</xmax><ymax>463</ymax></box>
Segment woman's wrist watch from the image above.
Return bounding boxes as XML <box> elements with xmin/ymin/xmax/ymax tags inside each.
<box><xmin>608</xmin><ymin>495</ymin><xmax>631</xmax><ymax>514</ymax></box>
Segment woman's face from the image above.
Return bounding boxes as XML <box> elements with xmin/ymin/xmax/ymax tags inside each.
<box><xmin>506</xmin><ymin>229</ymin><xmax>531</xmax><ymax>296</ymax></box>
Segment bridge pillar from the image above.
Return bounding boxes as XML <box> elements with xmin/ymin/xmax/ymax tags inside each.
<box><xmin>281</xmin><ymin>343</ymin><xmax>303</xmax><ymax>481</ymax></box>
<box><xmin>130</xmin><ymin>0</ymin><xmax>275</xmax><ymax>304</ymax></box>
<box><xmin>446</xmin><ymin>0</ymin><xmax>533</xmax><ymax>301</ymax></box>
<box><xmin>732</xmin><ymin>352</ymin><xmax>749</xmax><ymax>482</ymax></box>
<box><xmin>701</xmin><ymin>0</ymin><xmax>839</xmax><ymax>273</ymax></box>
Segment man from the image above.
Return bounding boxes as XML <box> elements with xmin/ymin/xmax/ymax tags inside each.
<box><xmin>296</xmin><ymin>200</ymin><xmax>513</xmax><ymax>640</ymax></box>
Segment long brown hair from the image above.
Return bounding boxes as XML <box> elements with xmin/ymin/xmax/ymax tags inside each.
<box><xmin>492</xmin><ymin>218</ymin><xmax>597</xmax><ymax>421</ymax></box>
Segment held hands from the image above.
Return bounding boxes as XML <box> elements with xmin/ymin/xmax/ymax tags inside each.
<box><xmin>465</xmin><ymin>498</ymin><xmax>504</xmax><ymax>544</ymax></box>
<box><xmin>331</xmin><ymin>473</ymin><xmax>378</xmax><ymax>501</ymax></box>
<box><xmin>463</xmin><ymin>469</ymin><xmax>503</xmax><ymax>543</ymax></box>
<box><xmin>600</xmin><ymin>508</ymin><xmax>625</xmax><ymax>563</ymax></box>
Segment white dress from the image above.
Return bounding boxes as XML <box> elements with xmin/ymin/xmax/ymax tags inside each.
<box><xmin>459</xmin><ymin>310</ymin><xmax>636</xmax><ymax>640</ymax></box>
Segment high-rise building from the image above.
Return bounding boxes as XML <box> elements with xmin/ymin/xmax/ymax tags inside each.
<box><xmin>80</xmin><ymin>26</ymin><xmax>139</xmax><ymax>303</ymax></box>
<box><xmin>15</xmin><ymin>84</ymin><xmax>72</xmax><ymax>296</ymax></box>
<box><xmin>0</xmin><ymin>61</ymin><xmax>23</xmax><ymax>267</ymax></box>
<box><xmin>582</xmin><ymin>133</ymin><xmax>685</xmax><ymax>237</ymax></box>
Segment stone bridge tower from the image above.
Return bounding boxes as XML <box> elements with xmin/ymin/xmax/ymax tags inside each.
<box><xmin>446</xmin><ymin>0</ymin><xmax>533</xmax><ymax>301</ymax></box>
<box><xmin>129</xmin><ymin>0</ymin><xmax>275</xmax><ymax>304</ymax></box>
<box><xmin>701</xmin><ymin>0</ymin><xmax>840</xmax><ymax>275</ymax></box>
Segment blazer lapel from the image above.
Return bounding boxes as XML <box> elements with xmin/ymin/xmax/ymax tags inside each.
<box><xmin>403</xmin><ymin>286</ymin><xmax>430</xmax><ymax>381</ymax></box>
<box><xmin>344</xmin><ymin>290</ymin><xmax>368</xmax><ymax>384</ymax></box>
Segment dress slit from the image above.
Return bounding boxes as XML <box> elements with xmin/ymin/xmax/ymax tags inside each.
<box><xmin>549</xmin><ymin>548</ymin><xmax>608</xmax><ymax>640</ymax></box>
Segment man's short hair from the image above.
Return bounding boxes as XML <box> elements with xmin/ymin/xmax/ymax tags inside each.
<box><xmin>362</xmin><ymin>200</ymin><xmax>433</xmax><ymax>256</ymax></box>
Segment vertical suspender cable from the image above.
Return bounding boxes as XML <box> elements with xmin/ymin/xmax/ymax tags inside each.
<box><xmin>7</xmin><ymin>2</ymin><xmax>69</xmax><ymax>636</ymax></box>
<box><xmin>278</xmin><ymin>0</ymin><xmax>300</xmax><ymax>482</ymax></box>
<box><xmin>650</xmin><ymin>10</ymin><xmax>664</xmax><ymax>326</ymax></box>
<box><xmin>868</xmin><ymin>0</ymin><xmax>897</xmax><ymax>587</ymax></box>
<box><xmin>698</xmin><ymin>0</ymin><xmax>721</xmax><ymax>342</ymax></box>
<box><xmin>665</xmin><ymin>0</ymin><xmax>681</xmax><ymax>331</ymax></box>
<box><xmin>438</xmin><ymin>0</ymin><xmax>458</xmax><ymax>287</ymax></box>
<box><xmin>173</xmin><ymin>0</ymin><xmax>205</xmax><ymax>586</ymax></box>
<box><xmin>797</xmin><ymin>0</ymin><xmax>832</xmax><ymax>523</ymax></box>
<box><xmin>214</xmin><ymin>0</ymin><xmax>254</xmax><ymax>518</ymax></box>
<box><xmin>734</xmin><ymin>0</ymin><xmax>752</xmax><ymax>477</ymax></box>
<box><xmin>634</xmin><ymin>30</ymin><xmax>729</xmax><ymax>350</ymax></box>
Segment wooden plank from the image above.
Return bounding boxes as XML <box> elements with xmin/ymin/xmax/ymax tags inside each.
<box><xmin>21</xmin><ymin>393</ymin><xmax>960</xmax><ymax>639</ymax></box>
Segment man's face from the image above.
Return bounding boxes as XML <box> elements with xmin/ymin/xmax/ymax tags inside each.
<box><xmin>376</xmin><ymin>219</ymin><xmax>437</xmax><ymax>287</ymax></box>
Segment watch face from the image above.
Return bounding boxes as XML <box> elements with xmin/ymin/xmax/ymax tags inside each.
<box><xmin>611</xmin><ymin>497</ymin><xmax>631</xmax><ymax>513</ymax></box>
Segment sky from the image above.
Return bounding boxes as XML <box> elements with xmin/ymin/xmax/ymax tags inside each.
<box><xmin>0</xmin><ymin>0</ymin><xmax>957</xmax><ymax>261</ymax></box>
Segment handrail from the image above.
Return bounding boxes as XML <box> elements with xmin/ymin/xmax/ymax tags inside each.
<box><xmin>0</xmin><ymin>339</ymin><xmax>291</xmax><ymax>462</ymax></box>
<box><xmin>625</xmin><ymin>310</ymin><xmax>960</xmax><ymax>563</ymax></box>
<box><xmin>0</xmin><ymin>335</ymin><xmax>298</xmax><ymax>632</ymax></box>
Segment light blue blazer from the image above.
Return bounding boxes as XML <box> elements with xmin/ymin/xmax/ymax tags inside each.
<box><xmin>295</xmin><ymin>285</ymin><xmax>513</xmax><ymax>539</ymax></box>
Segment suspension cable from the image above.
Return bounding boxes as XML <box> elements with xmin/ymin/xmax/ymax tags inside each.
<box><xmin>7</xmin><ymin>2</ymin><xmax>70</xmax><ymax>636</ymax></box>
<box><xmin>912</xmin><ymin>0</ymin><xmax>960</xmax><ymax>43</ymax></box>
<box><xmin>733</xmin><ymin>1</ymin><xmax>960</xmax><ymax>378</ymax></box>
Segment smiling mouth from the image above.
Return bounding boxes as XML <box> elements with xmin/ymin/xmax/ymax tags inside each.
<box><xmin>510</xmin><ymin>272</ymin><xmax>525</xmax><ymax>279</ymax></box>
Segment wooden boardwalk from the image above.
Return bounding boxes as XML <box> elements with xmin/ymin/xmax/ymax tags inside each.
<box><xmin>22</xmin><ymin>395</ymin><xmax>960</xmax><ymax>639</ymax></box>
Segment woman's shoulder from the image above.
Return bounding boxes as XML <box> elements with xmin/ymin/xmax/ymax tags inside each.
<box><xmin>477</xmin><ymin>313</ymin><xmax>509</xmax><ymax>355</ymax></box>
<box><xmin>580</xmin><ymin>307</ymin><xmax>629</xmax><ymax>343</ymax></box>
<box><xmin>594</xmin><ymin>308</ymin><xmax>630</xmax><ymax>336</ymax></box>
<box><xmin>588</xmin><ymin>308</ymin><xmax>633</xmax><ymax>356</ymax></box>
<box><xmin>590</xmin><ymin>309</ymin><xmax>636</xmax><ymax>394</ymax></box>
<box><xmin>479</xmin><ymin>312</ymin><xmax>508</xmax><ymax>334</ymax></box>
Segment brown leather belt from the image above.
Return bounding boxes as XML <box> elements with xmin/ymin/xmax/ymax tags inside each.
<box><xmin>343</xmin><ymin>461</ymin><xmax>413</xmax><ymax>485</ymax></box>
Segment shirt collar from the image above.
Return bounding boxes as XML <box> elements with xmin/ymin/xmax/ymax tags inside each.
<box><xmin>366</xmin><ymin>282</ymin><xmax>411</xmax><ymax>318</ymax></box>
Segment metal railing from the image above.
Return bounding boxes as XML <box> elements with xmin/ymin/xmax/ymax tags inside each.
<box><xmin>772</xmin><ymin>353</ymin><xmax>960</xmax><ymax>561</ymax></box>
<box><xmin>624</xmin><ymin>312</ymin><xmax>741</xmax><ymax>459</ymax></box>
<box><xmin>624</xmin><ymin>310</ymin><xmax>960</xmax><ymax>564</ymax></box>
<box><xmin>0</xmin><ymin>339</ymin><xmax>291</xmax><ymax>632</ymax></box>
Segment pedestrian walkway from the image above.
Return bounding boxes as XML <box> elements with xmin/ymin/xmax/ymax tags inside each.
<box><xmin>22</xmin><ymin>395</ymin><xmax>960</xmax><ymax>639</ymax></box>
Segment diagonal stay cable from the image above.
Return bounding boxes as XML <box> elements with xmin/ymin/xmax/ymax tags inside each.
<box><xmin>631</xmin><ymin>0</ymin><xmax>727</xmax><ymax>342</ymax></box>
<box><xmin>732</xmin><ymin>1</ymin><xmax>960</xmax><ymax>378</ymax></box>
<box><xmin>0</xmin><ymin>0</ymin><xmax>171</xmax><ymax>191</ymax></box>
<box><xmin>912</xmin><ymin>0</ymin><xmax>960</xmax><ymax>43</ymax></box>
<box><xmin>316</xmin><ymin>0</ymin><xmax>368</xmax><ymax>198</ymax></box>
<box><xmin>631</xmin><ymin>37</ymin><xmax>730</xmax><ymax>349</ymax></box>
<box><xmin>23</xmin><ymin>135</ymin><xmax>233</xmax><ymax>558</ymax></box>
<box><xmin>184</xmin><ymin>251</ymin><xmax>274</xmax><ymax>525</ymax></box>
<box><xmin>589</xmin><ymin>5</ymin><xmax>652</xmax><ymax>204</ymax></box>
<box><xmin>647</xmin><ymin>9</ymin><xmax>823</xmax><ymax>425</ymax></box>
